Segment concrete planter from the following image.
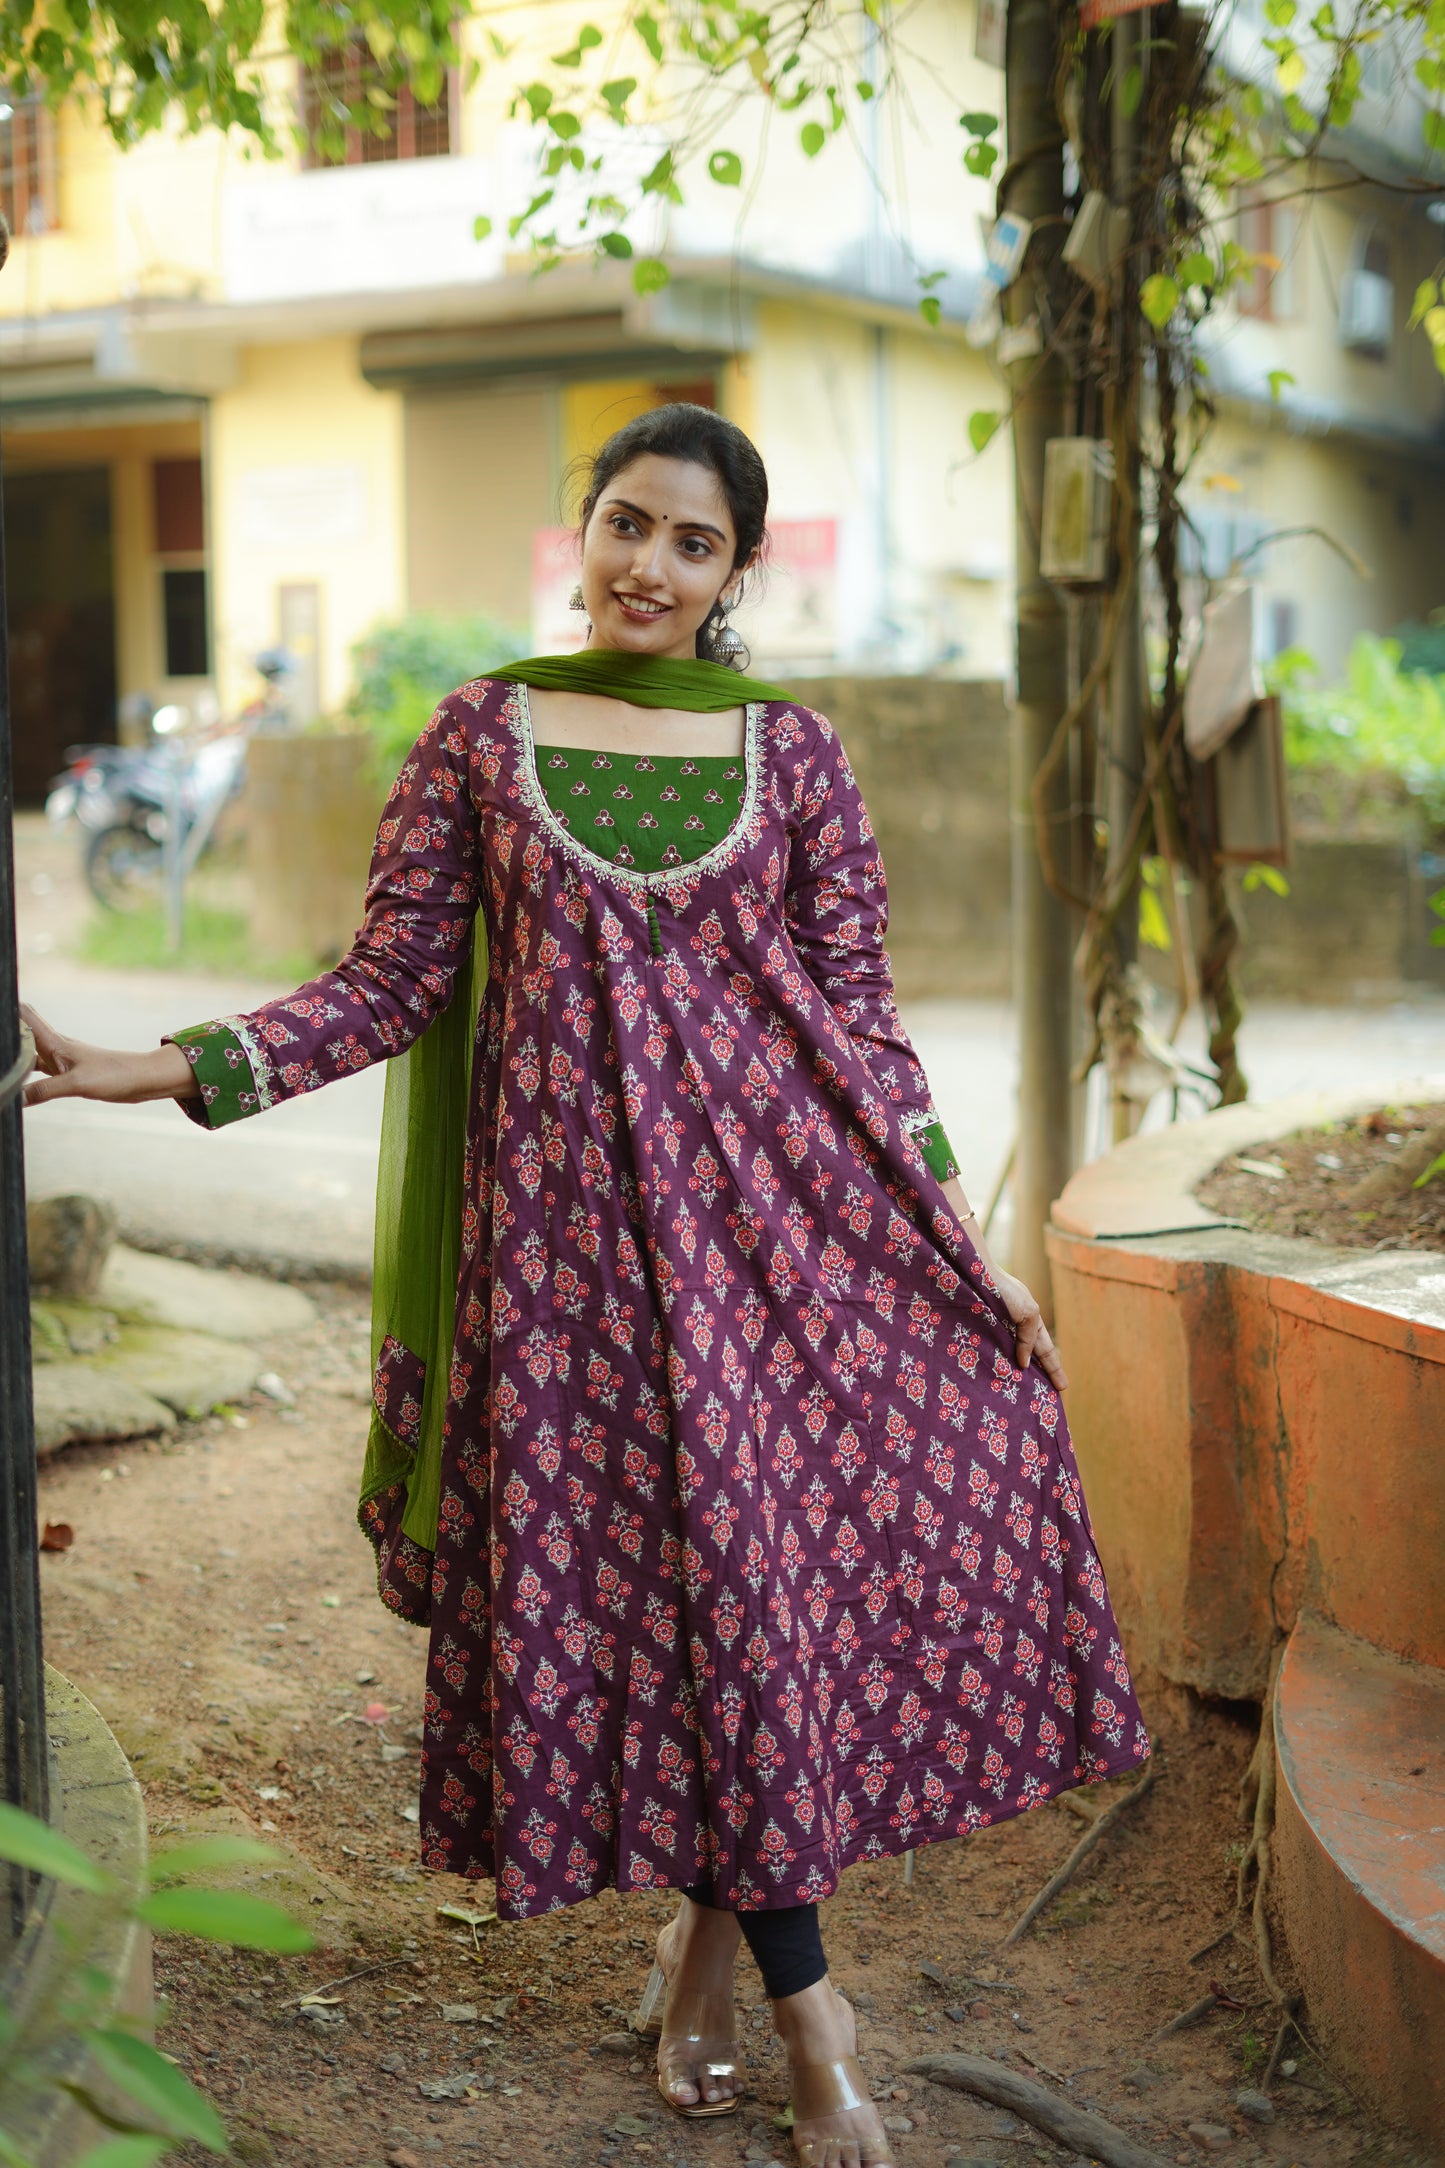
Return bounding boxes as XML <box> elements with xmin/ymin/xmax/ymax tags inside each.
<box><xmin>1047</xmin><ymin>1083</ymin><xmax>1445</xmax><ymax>2155</ymax></box>
<box><xmin>244</xmin><ymin>730</ymin><xmax>387</xmax><ymax>967</ymax></box>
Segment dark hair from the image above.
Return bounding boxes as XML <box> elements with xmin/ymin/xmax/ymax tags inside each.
<box><xmin>576</xmin><ymin>403</ymin><xmax>768</xmax><ymax>668</ymax></box>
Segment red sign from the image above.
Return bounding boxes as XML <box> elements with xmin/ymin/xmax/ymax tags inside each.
<box><xmin>1079</xmin><ymin>0</ymin><xmax>1169</xmax><ymax>27</ymax></box>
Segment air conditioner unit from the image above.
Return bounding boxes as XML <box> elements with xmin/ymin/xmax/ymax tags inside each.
<box><xmin>1338</xmin><ymin>266</ymin><xmax>1393</xmax><ymax>351</ymax></box>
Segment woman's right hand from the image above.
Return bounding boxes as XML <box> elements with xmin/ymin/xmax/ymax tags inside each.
<box><xmin>21</xmin><ymin>1005</ymin><xmax>199</xmax><ymax>1108</ymax></box>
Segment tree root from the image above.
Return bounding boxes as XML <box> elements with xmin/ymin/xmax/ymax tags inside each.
<box><xmin>1000</xmin><ymin>1757</ymin><xmax>1159</xmax><ymax>1947</ymax></box>
<box><xmin>1186</xmin><ymin>1645</ymin><xmax>1317</xmax><ymax>2085</ymax></box>
<box><xmin>902</xmin><ymin>2052</ymin><xmax>1173</xmax><ymax>2168</ymax></box>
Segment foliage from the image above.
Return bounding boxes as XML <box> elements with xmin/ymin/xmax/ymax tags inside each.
<box><xmin>0</xmin><ymin>1809</ymin><xmax>312</xmax><ymax>2166</ymax></box>
<box><xmin>77</xmin><ymin>898</ymin><xmax>318</xmax><ymax>984</ymax></box>
<box><xmin>1274</xmin><ymin>635</ymin><xmax>1445</xmax><ymax>827</ymax></box>
<box><xmin>1391</xmin><ymin>612</ymin><xmax>1445</xmax><ymax>678</ymax></box>
<box><xmin>2</xmin><ymin>0</ymin><xmax>463</xmax><ymax>158</ymax></box>
<box><xmin>346</xmin><ymin>611</ymin><xmax>526</xmax><ymax>776</ymax></box>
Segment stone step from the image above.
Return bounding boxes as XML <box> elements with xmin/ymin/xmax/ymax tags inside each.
<box><xmin>1273</xmin><ymin>1613</ymin><xmax>1445</xmax><ymax>2152</ymax></box>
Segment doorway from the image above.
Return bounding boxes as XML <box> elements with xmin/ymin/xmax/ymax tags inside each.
<box><xmin>3</xmin><ymin>466</ymin><xmax>118</xmax><ymax>802</ymax></box>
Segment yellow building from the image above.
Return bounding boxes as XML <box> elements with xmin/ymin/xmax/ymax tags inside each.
<box><xmin>3</xmin><ymin>1</ymin><xmax>1444</xmax><ymax>801</ymax></box>
<box><xmin>0</xmin><ymin>0</ymin><xmax>1013</xmax><ymax>796</ymax></box>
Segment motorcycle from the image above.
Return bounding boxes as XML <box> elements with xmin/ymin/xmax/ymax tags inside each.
<box><xmin>46</xmin><ymin>653</ymin><xmax>293</xmax><ymax>911</ymax></box>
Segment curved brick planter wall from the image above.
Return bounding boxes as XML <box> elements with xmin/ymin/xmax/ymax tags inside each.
<box><xmin>0</xmin><ymin>1672</ymin><xmax>151</xmax><ymax>2165</ymax></box>
<box><xmin>1046</xmin><ymin>1079</ymin><xmax>1445</xmax><ymax>2155</ymax></box>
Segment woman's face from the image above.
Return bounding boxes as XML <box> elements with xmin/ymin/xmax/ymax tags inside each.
<box><xmin>579</xmin><ymin>453</ymin><xmax>745</xmax><ymax>660</ymax></box>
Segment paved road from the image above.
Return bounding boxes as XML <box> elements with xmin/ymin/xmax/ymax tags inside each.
<box><xmin>17</xmin><ymin>815</ymin><xmax>1445</xmax><ymax>1277</ymax></box>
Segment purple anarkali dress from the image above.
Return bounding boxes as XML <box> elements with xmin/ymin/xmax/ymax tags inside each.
<box><xmin>174</xmin><ymin>678</ymin><xmax>1149</xmax><ymax>1918</ymax></box>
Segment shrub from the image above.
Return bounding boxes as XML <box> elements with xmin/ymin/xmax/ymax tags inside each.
<box><xmin>346</xmin><ymin>612</ymin><xmax>526</xmax><ymax>774</ymax></box>
<box><xmin>1273</xmin><ymin>634</ymin><xmax>1445</xmax><ymax>828</ymax></box>
<box><xmin>0</xmin><ymin>1806</ymin><xmax>313</xmax><ymax>2166</ymax></box>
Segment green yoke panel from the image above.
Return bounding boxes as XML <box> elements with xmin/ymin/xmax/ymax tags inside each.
<box><xmin>532</xmin><ymin>744</ymin><xmax>744</xmax><ymax>872</ymax></box>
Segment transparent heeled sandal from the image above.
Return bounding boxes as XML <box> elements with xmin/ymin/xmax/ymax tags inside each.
<box><xmin>787</xmin><ymin>2050</ymin><xmax>896</xmax><ymax>2167</ymax></box>
<box><xmin>631</xmin><ymin>1944</ymin><xmax>745</xmax><ymax>2119</ymax></box>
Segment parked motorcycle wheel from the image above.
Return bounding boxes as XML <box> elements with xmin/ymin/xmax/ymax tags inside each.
<box><xmin>85</xmin><ymin>824</ymin><xmax>164</xmax><ymax>911</ymax></box>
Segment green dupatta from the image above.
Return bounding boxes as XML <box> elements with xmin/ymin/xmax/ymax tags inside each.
<box><xmin>359</xmin><ymin>650</ymin><xmax>795</xmax><ymax>1558</ymax></box>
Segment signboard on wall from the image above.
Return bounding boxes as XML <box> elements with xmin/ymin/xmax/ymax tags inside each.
<box><xmin>237</xmin><ymin>464</ymin><xmax>370</xmax><ymax>548</ymax></box>
<box><xmin>532</xmin><ymin>518</ymin><xmax>839</xmax><ymax>665</ymax></box>
<box><xmin>1078</xmin><ymin>0</ymin><xmax>1169</xmax><ymax>27</ymax></box>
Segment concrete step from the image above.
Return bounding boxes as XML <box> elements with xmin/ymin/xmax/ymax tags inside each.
<box><xmin>1273</xmin><ymin>1613</ymin><xmax>1445</xmax><ymax>2155</ymax></box>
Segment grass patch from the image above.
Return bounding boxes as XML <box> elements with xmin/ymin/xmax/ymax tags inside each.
<box><xmin>77</xmin><ymin>901</ymin><xmax>322</xmax><ymax>983</ymax></box>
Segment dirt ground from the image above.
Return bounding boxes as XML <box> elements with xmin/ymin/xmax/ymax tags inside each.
<box><xmin>1196</xmin><ymin>1104</ymin><xmax>1445</xmax><ymax>1253</ymax></box>
<box><xmin>35</xmin><ymin>1282</ymin><xmax>1429</xmax><ymax>2168</ymax></box>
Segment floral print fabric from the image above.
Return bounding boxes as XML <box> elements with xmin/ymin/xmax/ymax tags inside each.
<box><xmin>169</xmin><ymin>679</ymin><xmax>1148</xmax><ymax>1917</ymax></box>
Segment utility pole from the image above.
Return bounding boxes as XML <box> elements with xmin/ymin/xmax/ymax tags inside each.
<box><xmin>1105</xmin><ymin>7</ymin><xmax>1146</xmax><ymax>1143</ymax></box>
<box><xmin>1004</xmin><ymin>0</ymin><xmax>1074</xmax><ymax>1308</ymax></box>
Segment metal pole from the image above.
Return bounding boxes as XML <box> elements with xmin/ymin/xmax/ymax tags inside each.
<box><xmin>1105</xmin><ymin>8</ymin><xmax>1145</xmax><ymax>1144</ymax></box>
<box><xmin>1005</xmin><ymin>0</ymin><xmax>1075</xmax><ymax>1310</ymax></box>
<box><xmin>0</xmin><ymin>211</ymin><xmax>52</xmax><ymax>1942</ymax></box>
<box><xmin>163</xmin><ymin>744</ymin><xmax>185</xmax><ymax>956</ymax></box>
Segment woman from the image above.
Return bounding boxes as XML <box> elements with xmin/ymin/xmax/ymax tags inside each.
<box><xmin>25</xmin><ymin>404</ymin><xmax>1148</xmax><ymax>2168</ymax></box>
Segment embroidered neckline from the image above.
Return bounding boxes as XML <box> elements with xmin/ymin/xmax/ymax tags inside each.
<box><xmin>512</xmin><ymin>684</ymin><xmax>766</xmax><ymax>893</ymax></box>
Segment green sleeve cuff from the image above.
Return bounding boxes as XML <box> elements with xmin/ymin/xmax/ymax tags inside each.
<box><xmin>165</xmin><ymin>1022</ymin><xmax>265</xmax><ymax>1130</ymax></box>
<box><xmin>915</xmin><ymin>1117</ymin><xmax>961</xmax><ymax>1184</ymax></box>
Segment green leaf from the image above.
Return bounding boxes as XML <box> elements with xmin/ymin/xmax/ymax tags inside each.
<box><xmin>1178</xmin><ymin>250</ymin><xmax>1214</xmax><ymax>289</ymax></box>
<box><xmin>71</xmin><ymin>2142</ymin><xmax>171</xmax><ymax>2168</ymax></box>
<box><xmin>1408</xmin><ymin>276</ymin><xmax>1439</xmax><ymax>329</ymax></box>
<box><xmin>550</xmin><ymin>111</ymin><xmax>582</xmax><ymax>140</ymax></box>
<box><xmin>856</xmin><ymin>78</ymin><xmax>876</xmax><ymax>100</ymax></box>
<box><xmin>1139</xmin><ymin>883</ymin><xmax>1173</xmax><ymax>952</ymax></box>
<box><xmin>1412</xmin><ymin>1149</ymin><xmax>1445</xmax><ymax>1188</ymax></box>
<box><xmin>473</xmin><ymin>215</ymin><xmax>493</xmax><ymax>241</ymax></box>
<box><xmin>577</xmin><ymin>25</ymin><xmax>603</xmax><ymax>50</ymax></box>
<box><xmin>147</xmin><ymin>1836</ymin><xmax>276</xmax><ymax>1884</ymax></box>
<box><xmin>964</xmin><ymin>141</ymin><xmax>998</xmax><ymax>177</ymax></box>
<box><xmin>1140</xmin><ymin>272</ymin><xmax>1180</xmax><ymax>328</ymax></box>
<box><xmin>86</xmin><ymin>2033</ymin><xmax>227</xmax><ymax>2151</ymax></box>
<box><xmin>708</xmin><ymin>148</ymin><xmax>743</xmax><ymax>186</ymax></box>
<box><xmin>967</xmin><ymin>410</ymin><xmax>1001</xmax><ymax>453</ymax></box>
<box><xmin>598</xmin><ymin>231</ymin><xmax>633</xmax><ymax>258</ymax></box>
<box><xmin>632</xmin><ymin>258</ymin><xmax>671</xmax><ymax>295</ymax></box>
<box><xmin>600</xmin><ymin>77</ymin><xmax>636</xmax><ymax>117</ymax></box>
<box><xmin>959</xmin><ymin>110</ymin><xmax>998</xmax><ymax>138</ymax></box>
<box><xmin>800</xmin><ymin>120</ymin><xmax>826</xmax><ymax>157</ymax></box>
<box><xmin>0</xmin><ymin>1802</ymin><xmax>111</xmax><ymax>1892</ymax></box>
<box><xmin>1242</xmin><ymin>863</ymin><xmax>1290</xmax><ymax>895</ymax></box>
<box><xmin>508</xmin><ymin>188</ymin><xmax>554</xmax><ymax>239</ymax></box>
<box><xmin>1267</xmin><ymin>368</ymin><xmax>1295</xmax><ymax>400</ymax></box>
<box><xmin>135</xmin><ymin>1887</ymin><xmax>317</xmax><ymax>1952</ymax></box>
<box><xmin>1119</xmin><ymin>64</ymin><xmax>1143</xmax><ymax>120</ymax></box>
<box><xmin>635</xmin><ymin>11</ymin><xmax>664</xmax><ymax>62</ymax></box>
<box><xmin>519</xmin><ymin>81</ymin><xmax>552</xmax><ymax>121</ymax></box>
<box><xmin>919</xmin><ymin>296</ymin><xmax>942</xmax><ymax>327</ymax></box>
<box><xmin>641</xmin><ymin>149</ymin><xmax>680</xmax><ymax>201</ymax></box>
<box><xmin>1265</xmin><ymin>0</ymin><xmax>1297</xmax><ymax>22</ymax></box>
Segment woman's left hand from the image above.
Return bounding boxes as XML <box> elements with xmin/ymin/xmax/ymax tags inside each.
<box><xmin>989</xmin><ymin>1267</ymin><xmax>1069</xmax><ymax>1394</ymax></box>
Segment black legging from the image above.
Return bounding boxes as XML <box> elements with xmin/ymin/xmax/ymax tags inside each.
<box><xmin>682</xmin><ymin>1881</ymin><xmax>828</xmax><ymax>2000</ymax></box>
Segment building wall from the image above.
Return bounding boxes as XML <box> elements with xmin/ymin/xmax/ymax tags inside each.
<box><xmin>207</xmin><ymin>339</ymin><xmax>405</xmax><ymax>712</ymax></box>
<box><xmin>1190</xmin><ymin>415</ymin><xmax>1445</xmax><ymax>678</ymax></box>
<box><xmin>1</xmin><ymin>418</ymin><xmax>208</xmax><ymax>752</ymax></box>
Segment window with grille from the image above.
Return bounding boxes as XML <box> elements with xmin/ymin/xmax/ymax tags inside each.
<box><xmin>1235</xmin><ymin>194</ymin><xmax>1301</xmax><ymax>322</ymax></box>
<box><xmin>0</xmin><ymin>95</ymin><xmax>58</xmax><ymax>237</ymax></box>
<box><xmin>301</xmin><ymin>42</ymin><xmax>452</xmax><ymax>168</ymax></box>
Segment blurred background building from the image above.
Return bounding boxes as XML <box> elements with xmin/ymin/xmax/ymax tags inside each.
<box><xmin>0</xmin><ymin>0</ymin><xmax>1443</xmax><ymax>798</ymax></box>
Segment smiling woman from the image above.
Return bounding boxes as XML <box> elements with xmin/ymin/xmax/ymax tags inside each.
<box><xmin>20</xmin><ymin>403</ymin><xmax>1144</xmax><ymax>2168</ymax></box>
